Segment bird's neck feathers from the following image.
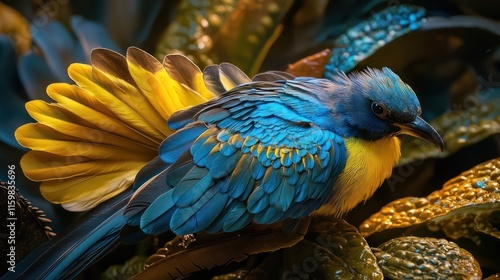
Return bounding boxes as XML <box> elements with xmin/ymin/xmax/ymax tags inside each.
<box><xmin>314</xmin><ymin>136</ymin><xmax>401</xmax><ymax>217</ymax></box>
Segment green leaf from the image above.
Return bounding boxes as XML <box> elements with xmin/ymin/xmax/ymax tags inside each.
<box><xmin>275</xmin><ymin>217</ymin><xmax>383</xmax><ymax>279</ymax></box>
<box><xmin>374</xmin><ymin>236</ymin><xmax>482</xmax><ymax>279</ymax></box>
<box><xmin>360</xmin><ymin>158</ymin><xmax>500</xmax><ymax>244</ymax></box>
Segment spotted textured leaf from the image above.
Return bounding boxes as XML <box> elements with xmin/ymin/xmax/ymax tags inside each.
<box><xmin>484</xmin><ymin>272</ymin><xmax>500</xmax><ymax>280</ymax></box>
<box><xmin>212</xmin><ymin>269</ymin><xmax>249</xmax><ymax>280</ymax></box>
<box><xmin>373</xmin><ymin>236</ymin><xmax>481</xmax><ymax>279</ymax></box>
<box><xmin>278</xmin><ymin>217</ymin><xmax>383</xmax><ymax>280</ymax></box>
<box><xmin>426</xmin><ymin>204</ymin><xmax>500</xmax><ymax>245</ymax></box>
<box><xmin>400</xmin><ymin>100</ymin><xmax>500</xmax><ymax>165</ymax></box>
<box><xmin>360</xmin><ymin>158</ymin><xmax>500</xmax><ymax>239</ymax></box>
<box><xmin>323</xmin><ymin>5</ymin><xmax>426</xmax><ymax>77</ymax></box>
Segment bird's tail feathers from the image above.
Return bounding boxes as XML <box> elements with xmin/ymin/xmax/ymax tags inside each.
<box><xmin>5</xmin><ymin>189</ymin><xmax>133</xmax><ymax>280</ymax></box>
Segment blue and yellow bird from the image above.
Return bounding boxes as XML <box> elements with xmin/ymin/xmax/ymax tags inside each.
<box><xmin>123</xmin><ymin>65</ymin><xmax>444</xmax><ymax>236</ymax></box>
<box><xmin>9</xmin><ymin>58</ymin><xmax>443</xmax><ymax>280</ymax></box>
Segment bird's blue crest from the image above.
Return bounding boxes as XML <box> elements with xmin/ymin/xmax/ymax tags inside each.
<box><xmin>351</xmin><ymin>67</ymin><xmax>420</xmax><ymax>122</ymax></box>
<box><xmin>323</xmin><ymin>67</ymin><xmax>422</xmax><ymax>140</ymax></box>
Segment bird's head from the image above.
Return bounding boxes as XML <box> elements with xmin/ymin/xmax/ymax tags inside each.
<box><xmin>329</xmin><ymin>67</ymin><xmax>443</xmax><ymax>150</ymax></box>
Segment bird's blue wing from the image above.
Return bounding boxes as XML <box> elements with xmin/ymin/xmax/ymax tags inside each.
<box><xmin>133</xmin><ymin>79</ymin><xmax>347</xmax><ymax>236</ymax></box>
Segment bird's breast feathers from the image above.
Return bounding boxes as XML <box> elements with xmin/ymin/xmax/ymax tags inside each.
<box><xmin>314</xmin><ymin>136</ymin><xmax>401</xmax><ymax>216</ymax></box>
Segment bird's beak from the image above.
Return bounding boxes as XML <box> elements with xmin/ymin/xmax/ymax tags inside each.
<box><xmin>395</xmin><ymin>116</ymin><xmax>444</xmax><ymax>151</ymax></box>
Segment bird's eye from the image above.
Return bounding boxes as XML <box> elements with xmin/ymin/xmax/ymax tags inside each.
<box><xmin>371</xmin><ymin>102</ymin><xmax>388</xmax><ymax>118</ymax></box>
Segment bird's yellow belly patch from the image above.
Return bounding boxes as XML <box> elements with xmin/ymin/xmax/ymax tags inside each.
<box><xmin>314</xmin><ymin>136</ymin><xmax>401</xmax><ymax>217</ymax></box>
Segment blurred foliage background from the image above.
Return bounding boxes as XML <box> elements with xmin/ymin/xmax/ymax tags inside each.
<box><xmin>1</xmin><ymin>0</ymin><xmax>499</xmax><ymax>279</ymax></box>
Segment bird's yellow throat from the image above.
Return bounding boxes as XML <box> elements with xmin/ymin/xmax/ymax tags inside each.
<box><xmin>315</xmin><ymin>136</ymin><xmax>401</xmax><ymax>216</ymax></box>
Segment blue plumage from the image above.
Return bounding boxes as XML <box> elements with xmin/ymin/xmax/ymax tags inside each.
<box><xmin>124</xmin><ymin>157</ymin><xmax>171</xmax><ymax>226</ymax></box>
<box><xmin>270</xmin><ymin>178</ymin><xmax>295</xmax><ymax>211</ymax></box>
<box><xmin>140</xmin><ymin>189</ymin><xmax>176</xmax><ymax>234</ymax></box>
<box><xmin>261</xmin><ymin>168</ymin><xmax>283</xmax><ymax>193</ymax></box>
<box><xmin>127</xmin><ymin>66</ymin><xmax>443</xmax><ymax>238</ymax></box>
<box><xmin>173</xmin><ymin>167</ymin><xmax>213</xmax><ymax>207</ymax></box>
<box><xmin>222</xmin><ymin>201</ymin><xmax>253</xmax><ymax>232</ymax></box>
<box><xmin>159</xmin><ymin>124</ymin><xmax>207</xmax><ymax>163</ymax></box>
<box><xmin>225</xmin><ymin>154</ymin><xmax>254</xmax><ymax>198</ymax></box>
<box><xmin>247</xmin><ymin>187</ymin><xmax>270</xmax><ymax>214</ymax></box>
<box><xmin>191</xmin><ymin>140</ymin><xmax>217</xmax><ymax>167</ymax></box>
<box><xmin>250</xmin><ymin>156</ymin><xmax>266</xmax><ymax>180</ymax></box>
<box><xmin>170</xmin><ymin>187</ymin><xmax>229</xmax><ymax>235</ymax></box>
<box><xmin>10</xmin><ymin>62</ymin><xmax>444</xmax><ymax>280</ymax></box>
